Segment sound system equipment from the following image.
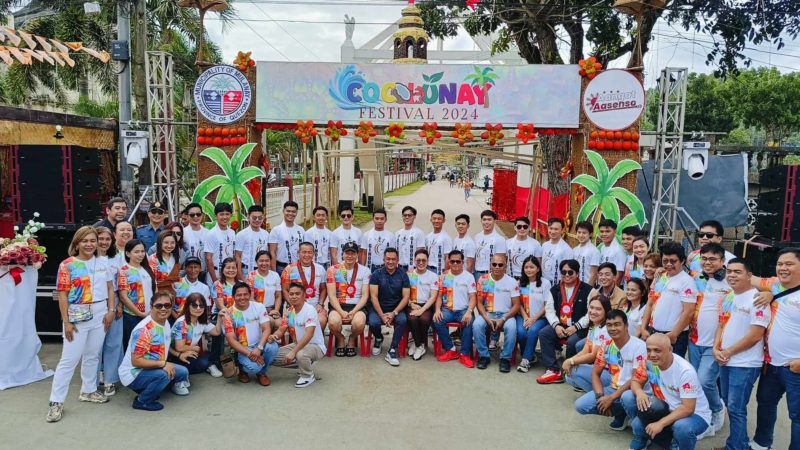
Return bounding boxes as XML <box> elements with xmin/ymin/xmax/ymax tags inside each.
<box><xmin>759</xmin><ymin>165</ymin><xmax>792</xmax><ymax>189</ymax></box>
<box><xmin>735</xmin><ymin>237</ymin><xmax>783</xmax><ymax>278</ymax></box>
<box><xmin>34</xmin><ymin>226</ymin><xmax>78</xmax><ymax>335</ymax></box>
<box><xmin>753</xmin><ymin>165</ymin><xmax>800</xmax><ymax>242</ymax></box>
<box><xmin>71</xmin><ymin>147</ymin><xmax>103</xmax><ymax>225</ymax></box>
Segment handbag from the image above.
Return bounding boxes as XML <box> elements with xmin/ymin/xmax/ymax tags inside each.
<box><xmin>219</xmin><ymin>352</ymin><xmax>238</xmax><ymax>378</ymax></box>
<box><xmin>67</xmin><ymin>303</ymin><xmax>93</xmax><ymax>324</ymax></box>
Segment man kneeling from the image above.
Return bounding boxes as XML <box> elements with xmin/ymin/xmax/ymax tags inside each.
<box><xmin>224</xmin><ymin>282</ymin><xmax>279</xmax><ymax>386</ymax></box>
<box><xmin>268</xmin><ymin>282</ymin><xmax>326</xmax><ymax>388</ymax></box>
<box><xmin>575</xmin><ymin>309</ymin><xmax>647</xmax><ymax>431</ymax></box>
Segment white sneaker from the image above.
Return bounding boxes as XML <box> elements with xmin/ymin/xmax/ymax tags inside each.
<box><xmin>207</xmin><ymin>365</ymin><xmax>223</xmax><ymax>378</ymax></box>
<box><xmin>46</xmin><ymin>402</ymin><xmax>63</xmax><ymax>423</ymax></box>
<box><xmin>407</xmin><ymin>342</ymin><xmax>417</xmax><ymax>357</ymax></box>
<box><xmin>697</xmin><ymin>423</ymin><xmax>715</xmax><ymax>440</ymax></box>
<box><xmin>517</xmin><ymin>358</ymin><xmax>530</xmax><ymax>373</ymax></box>
<box><xmin>712</xmin><ymin>406</ymin><xmax>726</xmax><ymax>432</ymax></box>
<box><xmin>385</xmin><ymin>348</ymin><xmax>400</xmax><ymax>366</ymax></box>
<box><xmin>171</xmin><ymin>380</ymin><xmax>190</xmax><ymax>396</ymax></box>
<box><xmin>295</xmin><ymin>374</ymin><xmax>316</xmax><ymax>388</ymax></box>
<box><xmin>749</xmin><ymin>440</ymin><xmax>770</xmax><ymax>450</ymax></box>
<box><xmin>412</xmin><ymin>345</ymin><xmax>426</xmax><ymax>360</ymax></box>
<box><xmin>103</xmin><ymin>383</ymin><xmax>116</xmax><ymax>397</ymax></box>
<box><xmin>78</xmin><ymin>390</ymin><xmax>109</xmax><ymax>403</ymax></box>
<box><xmin>371</xmin><ymin>338</ymin><xmax>383</xmax><ymax>356</ymax></box>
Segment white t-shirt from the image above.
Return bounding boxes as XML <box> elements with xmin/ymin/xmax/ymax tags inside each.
<box><xmin>720</xmin><ymin>288</ymin><xmax>771</xmax><ymax>368</ymax></box>
<box><xmin>626</xmin><ymin>304</ymin><xmax>646</xmax><ymax>337</ymax></box>
<box><xmin>408</xmin><ymin>269</ymin><xmax>439</xmax><ymax>304</ymax></box>
<box><xmin>426</xmin><ymin>231</ymin><xmax>453</xmax><ymax>270</ymax></box>
<box><xmin>172</xmin><ymin>316</ymin><xmax>215</xmax><ymax>347</ymax></box>
<box><xmin>235</xmin><ymin>227</ymin><xmax>270</xmax><ymax>270</ymax></box>
<box><xmin>203</xmin><ymin>224</ymin><xmax>235</xmax><ymax>272</ymax></box>
<box><xmin>269</xmin><ymin>222</ymin><xmax>305</xmax><ymax>264</ymax></box>
<box><xmin>597</xmin><ymin>335</ymin><xmax>647</xmax><ymax>389</ymax></box>
<box><xmin>541</xmin><ymin>239</ymin><xmax>574</xmax><ymax>283</ymax></box>
<box><xmin>763</xmin><ymin>280</ymin><xmax>800</xmax><ymax>367</ymax></box>
<box><xmin>692</xmin><ymin>275</ymin><xmax>730</xmax><ymax>346</ymax></box>
<box><xmin>332</xmin><ymin>226</ymin><xmax>363</xmax><ymax>260</ymax></box>
<box><xmin>452</xmin><ymin>235</ymin><xmax>477</xmax><ymax>260</ymax></box>
<box><xmin>290</xmin><ymin>301</ymin><xmax>326</xmax><ymax>354</ymax></box>
<box><xmin>635</xmin><ymin>355</ymin><xmax>712</xmax><ymax>426</ymax></box>
<box><xmin>395</xmin><ymin>226</ymin><xmax>426</xmax><ymax>267</ymax></box>
<box><xmin>224</xmin><ymin>301</ymin><xmax>268</xmax><ymax>347</ymax></box>
<box><xmin>438</xmin><ymin>270</ymin><xmax>476</xmax><ymax>311</ymax></box>
<box><xmin>326</xmin><ymin>264</ymin><xmax>371</xmax><ymax>306</ymax></box>
<box><xmin>599</xmin><ymin>239</ymin><xmax>628</xmax><ymax>274</ymax></box>
<box><xmin>477</xmin><ymin>274</ymin><xmax>519</xmax><ymax>313</ymax></box>
<box><xmin>573</xmin><ymin>242</ymin><xmax>601</xmax><ymax>284</ymax></box>
<box><xmin>506</xmin><ymin>237</ymin><xmax>543</xmax><ymax>277</ymax></box>
<box><xmin>304</xmin><ymin>226</ymin><xmax>333</xmax><ymax>265</ymax></box>
<box><xmin>650</xmin><ymin>271</ymin><xmax>698</xmax><ymax>332</ymax></box>
<box><xmin>183</xmin><ymin>226</ymin><xmax>208</xmax><ymax>271</ymax></box>
<box><xmin>360</xmin><ymin>229</ymin><xmax>394</xmax><ymax>268</ymax></box>
<box><xmin>474</xmin><ymin>230</ymin><xmax>508</xmax><ymax>272</ymax></box>
<box><xmin>119</xmin><ymin>316</ymin><xmax>171</xmax><ymax>386</ymax></box>
<box><xmin>521</xmin><ymin>278</ymin><xmax>552</xmax><ymax>315</ymax></box>
<box><xmin>174</xmin><ymin>276</ymin><xmax>212</xmax><ymax>307</ymax></box>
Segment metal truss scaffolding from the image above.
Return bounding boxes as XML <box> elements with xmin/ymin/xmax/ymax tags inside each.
<box><xmin>650</xmin><ymin>67</ymin><xmax>688</xmax><ymax>247</ymax></box>
<box><xmin>146</xmin><ymin>51</ymin><xmax>178</xmax><ymax>219</ymax></box>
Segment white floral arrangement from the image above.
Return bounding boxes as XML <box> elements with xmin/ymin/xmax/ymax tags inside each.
<box><xmin>0</xmin><ymin>213</ymin><xmax>47</xmax><ymax>269</ymax></box>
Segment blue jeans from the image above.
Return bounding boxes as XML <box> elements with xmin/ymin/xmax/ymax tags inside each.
<box><xmin>99</xmin><ymin>314</ymin><xmax>124</xmax><ymax>384</ymax></box>
<box><xmin>719</xmin><ymin>366</ymin><xmax>760</xmax><ymax>450</ymax></box>
<box><xmin>237</xmin><ymin>342</ymin><xmax>279</xmax><ymax>375</ymax></box>
<box><xmin>754</xmin><ymin>364</ymin><xmax>800</xmax><ymax>450</ymax></box>
<box><xmin>122</xmin><ymin>313</ymin><xmax>143</xmax><ymax>353</ymax></box>
<box><xmin>630</xmin><ymin>410</ymin><xmax>709</xmax><ymax>449</ymax></box>
<box><xmin>687</xmin><ymin>343</ymin><xmax>723</xmax><ymax>414</ymax></box>
<box><xmin>209</xmin><ymin>312</ymin><xmax>223</xmax><ymax>367</ymax></box>
<box><xmin>566</xmin><ymin>365</ymin><xmax>611</xmax><ymax>393</ymax></box>
<box><xmin>367</xmin><ymin>308</ymin><xmax>408</xmax><ymax>350</ymax></box>
<box><xmin>473</xmin><ymin>312</ymin><xmax>516</xmax><ymax>359</ymax></box>
<box><xmin>516</xmin><ymin>316</ymin><xmax>548</xmax><ymax>361</ymax></box>
<box><xmin>539</xmin><ymin>324</ymin><xmax>588</xmax><ymax>370</ymax></box>
<box><xmin>433</xmin><ymin>308</ymin><xmax>474</xmax><ymax>356</ymax></box>
<box><xmin>575</xmin><ymin>337</ymin><xmax>586</xmax><ymax>354</ymax></box>
<box><xmin>172</xmin><ymin>353</ymin><xmax>210</xmax><ymax>375</ymax></box>
<box><xmin>128</xmin><ymin>365</ymin><xmax>189</xmax><ymax>404</ymax></box>
<box><xmin>575</xmin><ymin>385</ymin><xmax>627</xmax><ymax>420</ymax></box>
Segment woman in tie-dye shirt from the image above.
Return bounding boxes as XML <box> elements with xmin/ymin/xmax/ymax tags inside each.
<box><xmin>209</xmin><ymin>257</ymin><xmax>240</xmax><ymax>373</ymax></box>
<box><xmin>406</xmin><ymin>249</ymin><xmax>439</xmax><ymax>360</ymax></box>
<box><xmin>562</xmin><ymin>297</ymin><xmax>612</xmax><ymax>393</ymax></box>
<box><xmin>516</xmin><ymin>256</ymin><xmax>552</xmax><ymax>373</ymax></box>
<box><xmin>118</xmin><ymin>240</ymin><xmax>156</xmax><ymax>351</ymax></box>
<box><xmin>246</xmin><ymin>250</ymin><xmax>282</xmax><ymax>328</ymax></box>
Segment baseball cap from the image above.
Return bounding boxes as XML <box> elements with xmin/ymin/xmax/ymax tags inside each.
<box><xmin>342</xmin><ymin>242</ymin><xmax>359</xmax><ymax>253</ymax></box>
<box><xmin>184</xmin><ymin>256</ymin><xmax>202</xmax><ymax>266</ymax></box>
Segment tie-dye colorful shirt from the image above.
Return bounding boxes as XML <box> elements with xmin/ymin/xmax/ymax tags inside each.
<box><xmin>632</xmin><ymin>354</ymin><xmax>712</xmax><ymax>426</ymax></box>
<box><xmin>246</xmin><ymin>270</ymin><xmax>281</xmax><ymax>308</ymax></box>
<box><xmin>171</xmin><ymin>316</ymin><xmax>215</xmax><ymax>347</ymax></box>
<box><xmin>56</xmin><ymin>256</ymin><xmax>110</xmax><ymax>304</ymax></box>
<box><xmin>147</xmin><ymin>254</ymin><xmax>176</xmax><ymax>283</ymax></box>
<box><xmin>281</xmin><ymin>263</ymin><xmax>325</xmax><ymax>305</ymax></box>
<box><xmin>648</xmin><ymin>271</ymin><xmax>697</xmax><ymax>331</ymax></box>
<box><xmin>476</xmin><ymin>274</ymin><xmax>520</xmax><ymax>313</ymax></box>
<box><xmin>690</xmin><ymin>274</ymin><xmax>730</xmax><ymax>346</ymax></box>
<box><xmin>519</xmin><ymin>278</ymin><xmax>552</xmax><ymax>316</ymax></box>
<box><xmin>213</xmin><ymin>280</ymin><xmax>236</xmax><ymax>311</ymax></box>
<box><xmin>719</xmin><ymin>288</ymin><xmax>771</xmax><ymax>368</ymax></box>
<box><xmin>326</xmin><ymin>263</ymin><xmax>371</xmax><ymax>305</ymax></box>
<box><xmin>408</xmin><ymin>269</ymin><xmax>439</xmax><ymax>304</ymax></box>
<box><xmin>758</xmin><ymin>277</ymin><xmax>799</xmax><ymax>366</ymax></box>
<box><xmin>595</xmin><ymin>335</ymin><xmax>647</xmax><ymax>389</ymax></box>
<box><xmin>118</xmin><ymin>316</ymin><xmax>171</xmax><ymax>386</ymax></box>
<box><xmin>223</xmin><ymin>301</ymin><xmax>268</xmax><ymax>347</ymax></box>
<box><xmin>439</xmin><ymin>271</ymin><xmax>477</xmax><ymax>311</ymax></box>
<box><xmin>118</xmin><ymin>264</ymin><xmax>153</xmax><ymax>315</ymax></box>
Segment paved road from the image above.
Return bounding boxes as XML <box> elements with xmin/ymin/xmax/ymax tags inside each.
<box><xmin>1</xmin><ymin>180</ymin><xmax>790</xmax><ymax>449</ymax></box>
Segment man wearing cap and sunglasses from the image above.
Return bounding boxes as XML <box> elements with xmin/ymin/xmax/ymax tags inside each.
<box><xmin>687</xmin><ymin>220</ymin><xmax>736</xmax><ymax>277</ymax></box>
<box><xmin>136</xmin><ymin>200</ymin><xmax>167</xmax><ymax>252</ymax></box>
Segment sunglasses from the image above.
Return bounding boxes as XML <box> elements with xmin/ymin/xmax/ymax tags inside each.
<box><xmin>190</xmin><ymin>303</ymin><xmax>205</xmax><ymax>309</ymax></box>
<box><xmin>414</xmin><ymin>259</ymin><xmax>427</xmax><ymax>263</ymax></box>
<box><xmin>561</xmin><ymin>270</ymin><xmax>576</xmax><ymax>276</ymax></box>
<box><xmin>698</xmin><ymin>232</ymin><xmax>718</xmax><ymax>239</ymax></box>
<box><xmin>153</xmin><ymin>303</ymin><xmax>172</xmax><ymax>310</ymax></box>
<box><xmin>516</xmin><ymin>224</ymin><xmax>529</xmax><ymax>230</ymax></box>
<box><xmin>340</xmin><ymin>214</ymin><xmax>352</xmax><ymax>218</ymax></box>
<box><xmin>150</xmin><ymin>209</ymin><xmax>165</xmax><ymax>215</ymax></box>
<box><xmin>188</xmin><ymin>212</ymin><xmax>203</xmax><ymax>218</ymax></box>
<box><xmin>402</xmin><ymin>214</ymin><xmax>414</xmax><ymax>218</ymax></box>
<box><xmin>449</xmin><ymin>260</ymin><xmax>463</xmax><ymax>264</ymax></box>
<box><xmin>250</xmin><ymin>216</ymin><xmax>264</xmax><ymax>221</ymax></box>
<box><xmin>491</xmin><ymin>262</ymin><xmax>505</xmax><ymax>267</ymax></box>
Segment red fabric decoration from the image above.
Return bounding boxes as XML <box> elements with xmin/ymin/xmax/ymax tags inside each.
<box><xmin>491</xmin><ymin>168</ymin><xmax>517</xmax><ymax>221</ymax></box>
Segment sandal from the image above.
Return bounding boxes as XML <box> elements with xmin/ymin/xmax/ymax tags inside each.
<box><xmin>335</xmin><ymin>347</ymin><xmax>346</xmax><ymax>357</ymax></box>
<box><xmin>345</xmin><ymin>347</ymin><xmax>357</xmax><ymax>357</ymax></box>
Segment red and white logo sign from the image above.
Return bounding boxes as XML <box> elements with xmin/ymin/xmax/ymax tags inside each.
<box><xmin>582</xmin><ymin>69</ymin><xmax>645</xmax><ymax>131</ymax></box>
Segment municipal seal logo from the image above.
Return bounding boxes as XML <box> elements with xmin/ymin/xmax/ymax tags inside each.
<box><xmin>193</xmin><ymin>65</ymin><xmax>252</xmax><ymax>124</ymax></box>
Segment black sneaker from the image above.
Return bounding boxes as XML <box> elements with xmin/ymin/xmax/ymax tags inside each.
<box><xmin>499</xmin><ymin>358</ymin><xmax>511</xmax><ymax>373</ymax></box>
<box><xmin>609</xmin><ymin>415</ymin><xmax>629</xmax><ymax>431</ymax></box>
<box><xmin>476</xmin><ymin>356</ymin><xmax>490</xmax><ymax>370</ymax></box>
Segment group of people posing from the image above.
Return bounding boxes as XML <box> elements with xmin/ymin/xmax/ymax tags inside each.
<box><xmin>43</xmin><ymin>197</ymin><xmax>797</xmax><ymax>450</ymax></box>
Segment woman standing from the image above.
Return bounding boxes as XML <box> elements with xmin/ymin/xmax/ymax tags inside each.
<box><xmin>406</xmin><ymin>249</ymin><xmax>439</xmax><ymax>360</ymax></box>
<box><xmin>46</xmin><ymin>226</ymin><xmax>115</xmax><ymax>423</ymax></box>
<box><xmin>118</xmin><ymin>239</ymin><xmax>156</xmax><ymax>350</ymax></box>
<box><xmin>624</xmin><ymin>278</ymin><xmax>648</xmax><ymax>338</ymax></box>
<box><xmin>209</xmin><ymin>257</ymin><xmax>240</xmax><ymax>375</ymax></box>
<box><xmin>148</xmin><ymin>231</ymin><xmax>181</xmax><ymax>298</ymax></box>
<box><xmin>624</xmin><ymin>236</ymin><xmax>650</xmax><ymax>284</ymax></box>
<box><xmin>169</xmin><ymin>293</ymin><xmax>225</xmax><ymax>389</ymax></box>
<box><xmin>516</xmin><ymin>256</ymin><xmax>552</xmax><ymax>373</ymax></box>
<box><xmin>245</xmin><ymin>250</ymin><xmax>282</xmax><ymax>328</ymax></box>
<box><xmin>641</xmin><ymin>253</ymin><xmax>661</xmax><ymax>292</ymax></box>
<box><xmin>562</xmin><ymin>296</ymin><xmax>612</xmax><ymax>393</ymax></box>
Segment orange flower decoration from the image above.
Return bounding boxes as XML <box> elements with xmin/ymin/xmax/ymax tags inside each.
<box><xmin>324</xmin><ymin>120</ymin><xmax>348</xmax><ymax>142</ymax></box>
<box><xmin>385</xmin><ymin>122</ymin><xmax>405</xmax><ymax>143</ymax></box>
<box><xmin>481</xmin><ymin>123</ymin><xmax>504</xmax><ymax>146</ymax></box>
<box><xmin>559</xmin><ymin>161</ymin><xmax>574</xmax><ymax>179</ymax></box>
<box><xmin>419</xmin><ymin>122</ymin><xmax>442</xmax><ymax>145</ymax></box>
<box><xmin>355</xmin><ymin>121</ymin><xmax>377</xmax><ymax>144</ymax></box>
<box><xmin>578</xmin><ymin>56</ymin><xmax>603</xmax><ymax>80</ymax></box>
<box><xmin>515</xmin><ymin>123</ymin><xmax>536</xmax><ymax>144</ymax></box>
<box><xmin>233</xmin><ymin>51</ymin><xmax>255</xmax><ymax>71</ymax></box>
<box><xmin>451</xmin><ymin>122</ymin><xmax>474</xmax><ymax>147</ymax></box>
<box><xmin>294</xmin><ymin>120</ymin><xmax>317</xmax><ymax>145</ymax></box>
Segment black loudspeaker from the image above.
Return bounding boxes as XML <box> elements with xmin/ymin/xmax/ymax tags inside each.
<box><xmin>34</xmin><ymin>226</ymin><xmax>78</xmax><ymax>335</ymax></box>
<box><xmin>735</xmin><ymin>237</ymin><xmax>783</xmax><ymax>278</ymax></box>
<box><xmin>754</xmin><ymin>190</ymin><xmax>800</xmax><ymax>242</ymax></box>
<box><xmin>759</xmin><ymin>165</ymin><xmax>792</xmax><ymax>190</ymax></box>
<box><xmin>18</xmin><ymin>145</ymin><xmax>66</xmax><ymax>224</ymax></box>
<box><xmin>71</xmin><ymin>147</ymin><xmax>102</xmax><ymax>224</ymax></box>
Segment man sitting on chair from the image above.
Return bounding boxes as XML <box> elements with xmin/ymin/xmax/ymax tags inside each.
<box><xmin>326</xmin><ymin>242</ymin><xmax>371</xmax><ymax>358</ymax></box>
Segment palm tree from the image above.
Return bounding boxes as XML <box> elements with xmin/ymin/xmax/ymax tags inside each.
<box><xmin>572</xmin><ymin>150</ymin><xmax>647</xmax><ymax>239</ymax></box>
<box><xmin>192</xmin><ymin>143</ymin><xmax>264</xmax><ymax>229</ymax></box>
<box><xmin>463</xmin><ymin>65</ymin><xmax>498</xmax><ymax>109</ymax></box>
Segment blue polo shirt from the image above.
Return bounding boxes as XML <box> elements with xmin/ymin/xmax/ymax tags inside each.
<box><xmin>135</xmin><ymin>223</ymin><xmax>165</xmax><ymax>251</ymax></box>
<box><xmin>369</xmin><ymin>267</ymin><xmax>410</xmax><ymax>311</ymax></box>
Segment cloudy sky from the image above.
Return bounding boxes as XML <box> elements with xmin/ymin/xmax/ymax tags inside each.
<box><xmin>204</xmin><ymin>0</ymin><xmax>799</xmax><ymax>88</ymax></box>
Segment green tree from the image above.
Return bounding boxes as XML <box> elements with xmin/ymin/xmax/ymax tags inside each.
<box><xmin>726</xmin><ymin>68</ymin><xmax>800</xmax><ymax>144</ymax></box>
<box><xmin>644</xmin><ymin>73</ymin><xmax>735</xmax><ymax>134</ymax></box>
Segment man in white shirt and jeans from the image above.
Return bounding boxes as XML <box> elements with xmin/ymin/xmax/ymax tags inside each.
<box><xmin>394</xmin><ymin>206</ymin><xmax>426</xmax><ymax>272</ymax></box>
<box><xmin>473</xmin><ymin>209</ymin><xmax>507</xmax><ymax>282</ymax></box>
<box><xmin>304</xmin><ymin>206</ymin><xmax>334</xmax><ymax>269</ymax></box>
<box><xmin>598</xmin><ymin>219</ymin><xmax>628</xmax><ymax>286</ymax></box>
<box><xmin>506</xmin><ymin>216</ymin><xmax>542</xmax><ymax>280</ymax></box>
<box><xmin>573</xmin><ymin>220</ymin><xmax>601</xmax><ymax>286</ymax></box>
<box><xmin>360</xmin><ymin>208</ymin><xmax>393</xmax><ymax>273</ymax></box>
<box><xmin>541</xmin><ymin>217</ymin><xmax>574</xmax><ymax>285</ymax></box>
<box><xmin>426</xmin><ymin>209</ymin><xmax>453</xmax><ymax>275</ymax></box>
<box><xmin>269</xmin><ymin>201</ymin><xmax>305</xmax><ymax>276</ymax></box>
<box><xmin>452</xmin><ymin>214</ymin><xmax>477</xmax><ymax>274</ymax></box>
<box><xmin>473</xmin><ymin>255</ymin><xmax>520</xmax><ymax>372</ymax></box>
<box><xmin>235</xmin><ymin>205</ymin><xmax>269</xmax><ymax>280</ymax></box>
<box><xmin>433</xmin><ymin>249</ymin><xmax>477</xmax><ymax>369</ymax></box>
<box><xmin>204</xmin><ymin>203</ymin><xmax>235</xmax><ymax>285</ymax></box>
<box><xmin>183</xmin><ymin>202</ymin><xmax>209</xmax><ymax>281</ymax></box>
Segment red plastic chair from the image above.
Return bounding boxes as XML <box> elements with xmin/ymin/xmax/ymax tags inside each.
<box><xmin>326</xmin><ymin>328</ymin><xmax>371</xmax><ymax>358</ymax></box>
<box><xmin>432</xmin><ymin>322</ymin><xmax>472</xmax><ymax>357</ymax></box>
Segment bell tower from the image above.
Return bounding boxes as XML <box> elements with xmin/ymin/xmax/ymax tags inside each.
<box><xmin>392</xmin><ymin>1</ymin><xmax>428</xmax><ymax>64</ymax></box>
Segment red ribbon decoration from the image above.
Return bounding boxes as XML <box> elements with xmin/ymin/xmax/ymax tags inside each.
<box><xmin>1</xmin><ymin>266</ymin><xmax>24</xmax><ymax>285</ymax></box>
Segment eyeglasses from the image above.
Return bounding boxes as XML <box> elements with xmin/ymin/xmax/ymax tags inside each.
<box><xmin>491</xmin><ymin>262</ymin><xmax>505</xmax><ymax>267</ymax></box>
<box><xmin>250</xmin><ymin>216</ymin><xmax>264</xmax><ymax>221</ymax></box>
<box><xmin>188</xmin><ymin>212</ymin><xmax>203</xmax><ymax>218</ymax></box>
<box><xmin>698</xmin><ymin>232</ymin><xmax>718</xmax><ymax>239</ymax></box>
<box><xmin>449</xmin><ymin>260</ymin><xmax>463</xmax><ymax>264</ymax></box>
<box><xmin>561</xmin><ymin>270</ymin><xmax>576</xmax><ymax>276</ymax></box>
<box><xmin>340</xmin><ymin>214</ymin><xmax>352</xmax><ymax>218</ymax></box>
<box><xmin>515</xmin><ymin>224</ymin><xmax>529</xmax><ymax>230</ymax></box>
<box><xmin>414</xmin><ymin>259</ymin><xmax>427</xmax><ymax>263</ymax></box>
<box><xmin>700</xmin><ymin>256</ymin><xmax>721</xmax><ymax>262</ymax></box>
<box><xmin>153</xmin><ymin>303</ymin><xmax>172</xmax><ymax>310</ymax></box>
<box><xmin>402</xmin><ymin>213</ymin><xmax>414</xmax><ymax>218</ymax></box>
<box><xmin>190</xmin><ymin>303</ymin><xmax>205</xmax><ymax>309</ymax></box>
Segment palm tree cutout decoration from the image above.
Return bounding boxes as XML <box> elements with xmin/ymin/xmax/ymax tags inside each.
<box><xmin>572</xmin><ymin>150</ymin><xmax>647</xmax><ymax>236</ymax></box>
<box><xmin>179</xmin><ymin>0</ymin><xmax>230</xmax><ymax>65</ymax></box>
<box><xmin>464</xmin><ymin>66</ymin><xmax>498</xmax><ymax>108</ymax></box>
<box><xmin>192</xmin><ymin>143</ymin><xmax>264</xmax><ymax>229</ymax></box>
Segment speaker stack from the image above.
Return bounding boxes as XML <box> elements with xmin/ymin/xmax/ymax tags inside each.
<box><xmin>754</xmin><ymin>165</ymin><xmax>800</xmax><ymax>242</ymax></box>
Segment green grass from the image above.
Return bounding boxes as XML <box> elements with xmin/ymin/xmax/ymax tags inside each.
<box><xmin>385</xmin><ymin>180</ymin><xmax>426</xmax><ymax>198</ymax></box>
